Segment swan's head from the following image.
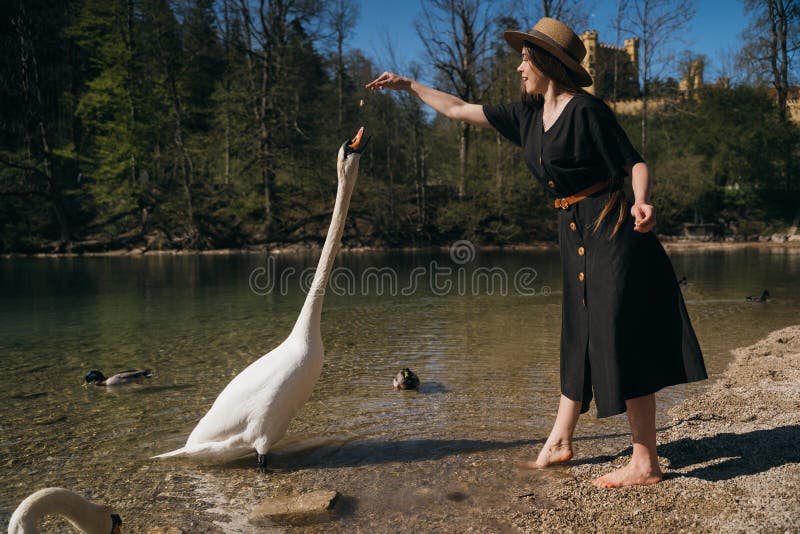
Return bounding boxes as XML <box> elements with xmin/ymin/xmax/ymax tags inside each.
<box><xmin>85</xmin><ymin>370</ymin><xmax>107</xmax><ymax>384</ymax></box>
<box><xmin>8</xmin><ymin>487</ymin><xmax>123</xmax><ymax>534</ymax></box>
<box><xmin>337</xmin><ymin>126</ymin><xmax>370</xmax><ymax>183</ymax></box>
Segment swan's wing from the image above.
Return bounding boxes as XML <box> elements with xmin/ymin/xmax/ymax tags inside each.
<box><xmin>185</xmin><ymin>343</ymin><xmax>302</xmax><ymax>444</ymax></box>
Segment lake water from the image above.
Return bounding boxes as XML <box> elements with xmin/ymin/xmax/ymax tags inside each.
<box><xmin>1</xmin><ymin>247</ymin><xmax>798</xmax><ymax>531</ymax></box>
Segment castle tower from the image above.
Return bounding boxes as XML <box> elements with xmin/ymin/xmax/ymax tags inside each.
<box><xmin>679</xmin><ymin>59</ymin><xmax>705</xmax><ymax>99</ymax></box>
<box><xmin>624</xmin><ymin>37</ymin><xmax>639</xmax><ymax>84</ymax></box>
<box><xmin>580</xmin><ymin>30</ymin><xmax>599</xmax><ymax>95</ymax></box>
<box><xmin>579</xmin><ymin>31</ymin><xmax>640</xmax><ymax>99</ymax></box>
<box><xmin>692</xmin><ymin>59</ymin><xmax>704</xmax><ymax>90</ymax></box>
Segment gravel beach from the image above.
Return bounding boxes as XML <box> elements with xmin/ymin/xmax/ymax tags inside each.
<box><xmin>510</xmin><ymin>324</ymin><xmax>800</xmax><ymax>533</ymax></box>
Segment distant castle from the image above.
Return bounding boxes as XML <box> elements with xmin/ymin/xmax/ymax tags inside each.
<box><xmin>578</xmin><ymin>30</ymin><xmax>800</xmax><ymax>122</ymax></box>
<box><xmin>578</xmin><ymin>30</ymin><xmax>710</xmax><ymax>100</ymax></box>
<box><xmin>579</xmin><ymin>30</ymin><xmax>640</xmax><ymax>99</ymax></box>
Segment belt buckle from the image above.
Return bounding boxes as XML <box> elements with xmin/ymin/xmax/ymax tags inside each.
<box><xmin>559</xmin><ymin>198</ymin><xmax>570</xmax><ymax>210</ymax></box>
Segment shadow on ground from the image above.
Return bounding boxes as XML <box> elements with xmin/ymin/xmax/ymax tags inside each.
<box><xmin>661</xmin><ymin>424</ymin><xmax>800</xmax><ymax>481</ymax></box>
<box><xmin>575</xmin><ymin>424</ymin><xmax>800</xmax><ymax>481</ymax></box>
<box><xmin>218</xmin><ymin>429</ymin><xmax>648</xmax><ymax>472</ymax></box>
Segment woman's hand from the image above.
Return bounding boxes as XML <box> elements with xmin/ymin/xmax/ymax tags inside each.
<box><xmin>365</xmin><ymin>71</ymin><xmax>412</xmax><ymax>92</ymax></box>
<box><xmin>631</xmin><ymin>202</ymin><xmax>656</xmax><ymax>233</ymax></box>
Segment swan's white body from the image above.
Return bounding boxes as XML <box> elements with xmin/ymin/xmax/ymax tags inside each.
<box><xmin>8</xmin><ymin>487</ymin><xmax>119</xmax><ymax>534</ymax></box>
<box><xmin>154</xmin><ymin>132</ymin><xmax>364</xmax><ymax>464</ymax></box>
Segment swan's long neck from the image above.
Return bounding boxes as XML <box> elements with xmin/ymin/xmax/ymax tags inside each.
<box><xmin>291</xmin><ymin>167</ymin><xmax>356</xmax><ymax>340</ymax></box>
<box><xmin>9</xmin><ymin>487</ymin><xmax>114</xmax><ymax>534</ymax></box>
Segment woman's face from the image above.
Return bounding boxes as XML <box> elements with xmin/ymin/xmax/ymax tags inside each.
<box><xmin>518</xmin><ymin>49</ymin><xmax>548</xmax><ymax>95</ymax></box>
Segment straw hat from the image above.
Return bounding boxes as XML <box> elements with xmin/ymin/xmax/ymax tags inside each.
<box><xmin>503</xmin><ymin>17</ymin><xmax>593</xmax><ymax>87</ymax></box>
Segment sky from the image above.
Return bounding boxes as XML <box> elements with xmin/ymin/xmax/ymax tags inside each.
<box><xmin>350</xmin><ymin>0</ymin><xmax>750</xmax><ymax>85</ymax></box>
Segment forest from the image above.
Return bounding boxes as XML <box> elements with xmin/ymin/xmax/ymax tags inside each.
<box><xmin>1</xmin><ymin>0</ymin><xmax>798</xmax><ymax>253</ymax></box>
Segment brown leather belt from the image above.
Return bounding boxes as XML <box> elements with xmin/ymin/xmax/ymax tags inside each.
<box><xmin>553</xmin><ymin>179</ymin><xmax>612</xmax><ymax>209</ymax></box>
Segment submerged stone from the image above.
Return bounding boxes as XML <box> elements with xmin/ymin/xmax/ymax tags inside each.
<box><xmin>248</xmin><ymin>490</ymin><xmax>340</xmax><ymax>526</ymax></box>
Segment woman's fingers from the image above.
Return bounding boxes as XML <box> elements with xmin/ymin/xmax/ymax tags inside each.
<box><xmin>631</xmin><ymin>203</ymin><xmax>655</xmax><ymax>232</ymax></box>
<box><xmin>638</xmin><ymin>220</ymin><xmax>655</xmax><ymax>233</ymax></box>
<box><xmin>365</xmin><ymin>71</ymin><xmax>411</xmax><ymax>92</ymax></box>
<box><xmin>365</xmin><ymin>71</ymin><xmax>392</xmax><ymax>89</ymax></box>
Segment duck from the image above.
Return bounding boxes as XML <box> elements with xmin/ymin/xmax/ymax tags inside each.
<box><xmin>392</xmin><ymin>368</ymin><xmax>420</xmax><ymax>390</ymax></box>
<box><xmin>85</xmin><ymin>369</ymin><xmax>152</xmax><ymax>386</ymax></box>
<box><xmin>8</xmin><ymin>487</ymin><xmax>122</xmax><ymax>534</ymax></box>
<box><xmin>746</xmin><ymin>289</ymin><xmax>770</xmax><ymax>302</ymax></box>
<box><xmin>154</xmin><ymin>127</ymin><xmax>369</xmax><ymax>472</ymax></box>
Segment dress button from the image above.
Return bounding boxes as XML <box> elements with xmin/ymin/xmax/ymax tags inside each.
<box><xmin>548</xmin><ymin>180</ymin><xmax>555</xmax><ymax>187</ymax></box>
<box><xmin>578</xmin><ymin>246</ymin><xmax>585</xmax><ymax>256</ymax></box>
<box><xmin>569</xmin><ymin>222</ymin><xmax>577</xmax><ymax>231</ymax></box>
<box><xmin>578</xmin><ymin>272</ymin><xmax>585</xmax><ymax>281</ymax></box>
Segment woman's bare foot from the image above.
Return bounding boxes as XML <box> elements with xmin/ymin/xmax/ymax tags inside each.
<box><xmin>521</xmin><ymin>439</ymin><xmax>574</xmax><ymax>468</ymax></box>
<box><xmin>591</xmin><ymin>461</ymin><xmax>663</xmax><ymax>488</ymax></box>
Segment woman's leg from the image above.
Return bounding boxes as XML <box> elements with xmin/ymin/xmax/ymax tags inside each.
<box><xmin>525</xmin><ymin>394</ymin><xmax>581</xmax><ymax>467</ymax></box>
<box><xmin>592</xmin><ymin>393</ymin><xmax>663</xmax><ymax>488</ymax></box>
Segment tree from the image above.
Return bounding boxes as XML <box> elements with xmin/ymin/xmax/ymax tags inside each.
<box><xmin>739</xmin><ymin>0</ymin><xmax>799</xmax><ymax>192</ymax></box>
<box><xmin>323</xmin><ymin>0</ymin><xmax>360</xmax><ymax>128</ymax></box>
<box><xmin>625</xmin><ymin>0</ymin><xmax>695</xmax><ymax>157</ymax></box>
<box><xmin>235</xmin><ymin>0</ymin><xmax>320</xmax><ymax>239</ymax></box>
<box><xmin>69</xmin><ymin>0</ymin><xmax>145</xmax><ymax>233</ymax></box>
<box><xmin>739</xmin><ymin>0</ymin><xmax>798</xmax><ymax>122</ymax></box>
<box><xmin>415</xmin><ymin>0</ymin><xmax>499</xmax><ymax>199</ymax></box>
<box><xmin>610</xmin><ymin>0</ymin><xmax>629</xmax><ymax>109</ymax></box>
<box><xmin>540</xmin><ymin>0</ymin><xmax>591</xmax><ymax>31</ymax></box>
<box><xmin>1</xmin><ymin>0</ymin><xmax>77</xmax><ymax>248</ymax></box>
<box><xmin>139</xmin><ymin>0</ymin><xmax>200</xmax><ymax>244</ymax></box>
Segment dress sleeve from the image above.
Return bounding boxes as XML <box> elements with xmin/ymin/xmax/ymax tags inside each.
<box><xmin>482</xmin><ymin>102</ymin><xmax>528</xmax><ymax>147</ymax></box>
<box><xmin>584</xmin><ymin>100</ymin><xmax>644</xmax><ymax>179</ymax></box>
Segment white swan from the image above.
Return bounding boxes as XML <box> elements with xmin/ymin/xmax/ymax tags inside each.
<box><xmin>154</xmin><ymin>127</ymin><xmax>369</xmax><ymax>470</ymax></box>
<box><xmin>8</xmin><ymin>487</ymin><xmax>122</xmax><ymax>534</ymax></box>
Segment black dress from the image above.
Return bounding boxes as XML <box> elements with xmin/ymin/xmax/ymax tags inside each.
<box><xmin>483</xmin><ymin>93</ymin><xmax>707</xmax><ymax>418</ymax></box>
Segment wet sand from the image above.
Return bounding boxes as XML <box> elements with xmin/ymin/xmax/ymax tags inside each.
<box><xmin>511</xmin><ymin>324</ymin><xmax>800</xmax><ymax>532</ymax></box>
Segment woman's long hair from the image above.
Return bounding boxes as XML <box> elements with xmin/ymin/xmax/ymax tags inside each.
<box><xmin>521</xmin><ymin>43</ymin><xmax>626</xmax><ymax>239</ymax></box>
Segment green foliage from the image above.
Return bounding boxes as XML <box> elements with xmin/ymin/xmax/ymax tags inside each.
<box><xmin>0</xmin><ymin>1</ymin><xmax>798</xmax><ymax>253</ymax></box>
<box><xmin>640</xmin><ymin>85</ymin><xmax>800</xmax><ymax>233</ymax></box>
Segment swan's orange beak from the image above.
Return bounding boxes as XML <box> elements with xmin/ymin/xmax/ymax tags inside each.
<box><xmin>348</xmin><ymin>127</ymin><xmax>365</xmax><ymax>150</ymax></box>
<box><xmin>342</xmin><ymin>127</ymin><xmax>369</xmax><ymax>158</ymax></box>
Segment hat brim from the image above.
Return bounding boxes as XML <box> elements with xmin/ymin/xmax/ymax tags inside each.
<box><xmin>503</xmin><ymin>30</ymin><xmax>593</xmax><ymax>87</ymax></box>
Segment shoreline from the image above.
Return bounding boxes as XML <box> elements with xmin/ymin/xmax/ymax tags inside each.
<box><xmin>511</xmin><ymin>324</ymin><xmax>800</xmax><ymax>532</ymax></box>
<box><xmin>2</xmin><ymin>239</ymin><xmax>799</xmax><ymax>259</ymax></box>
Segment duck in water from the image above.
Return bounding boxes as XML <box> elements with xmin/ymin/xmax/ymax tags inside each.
<box><xmin>85</xmin><ymin>369</ymin><xmax>152</xmax><ymax>386</ymax></box>
<box><xmin>393</xmin><ymin>368</ymin><xmax>420</xmax><ymax>390</ymax></box>
<box><xmin>746</xmin><ymin>289</ymin><xmax>770</xmax><ymax>303</ymax></box>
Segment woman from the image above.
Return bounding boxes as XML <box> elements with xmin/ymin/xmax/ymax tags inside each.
<box><xmin>366</xmin><ymin>17</ymin><xmax>707</xmax><ymax>488</ymax></box>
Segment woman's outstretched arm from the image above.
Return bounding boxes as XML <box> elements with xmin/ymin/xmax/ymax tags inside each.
<box><xmin>627</xmin><ymin>162</ymin><xmax>656</xmax><ymax>233</ymax></box>
<box><xmin>365</xmin><ymin>72</ymin><xmax>492</xmax><ymax>128</ymax></box>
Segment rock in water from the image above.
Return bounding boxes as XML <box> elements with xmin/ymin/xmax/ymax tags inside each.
<box><xmin>248</xmin><ymin>490</ymin><xmax>339</xmax><ymax>526</ymax></box>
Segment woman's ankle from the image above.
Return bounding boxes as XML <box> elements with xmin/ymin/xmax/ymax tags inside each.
<box><xmin>547</xmin><ymin>439</ymin><xmax>572</xmax><ymax>450</ymax></box>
